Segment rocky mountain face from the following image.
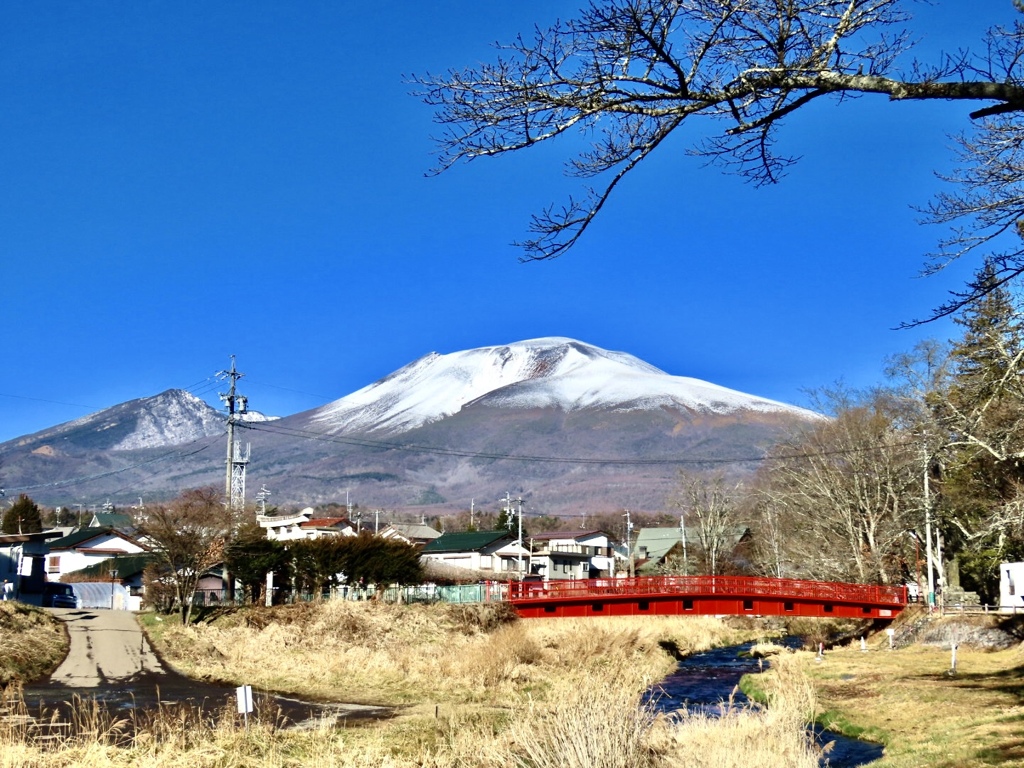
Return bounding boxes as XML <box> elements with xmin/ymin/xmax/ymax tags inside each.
<box><xmin>0</xmin><ymin>339</ymin><xmax>819</xmax><ymax>515</ymax></box>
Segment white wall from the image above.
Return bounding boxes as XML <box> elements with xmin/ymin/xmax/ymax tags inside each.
<box><xmin>1000</xmin><ymin>562</ymin><xmax>1024</xmax><ymax>609</ymax></box>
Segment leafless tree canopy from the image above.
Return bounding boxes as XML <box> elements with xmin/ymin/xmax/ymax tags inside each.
<box><xmin>136</xmin><ymin>487</ymin><xmax>233</xmax><ymax>625</ymax></box>
<box><xmin>417</xmin><ymin>1</ymin><xmax>1024</xmax><ymax>309</ymax></box>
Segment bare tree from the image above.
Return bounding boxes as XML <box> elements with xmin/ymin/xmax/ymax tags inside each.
<box><xmin>136</xmin><ymin>487</ymin><xmax>234</xmax><ymax>626</ymax></box>
<box><xmin>671</xmin><ymin>472</ymin><xmax>743</xmax><ymax>575</ymax></box>
<box><xmin>416</xmin><ymin>1</ymin><xmax>1024</xmax><ymax>307</ymax></box>
<box><xmin>757</xmin><ymin>388</ymin><xmax>920</xmax><ymax>584</ymax></box>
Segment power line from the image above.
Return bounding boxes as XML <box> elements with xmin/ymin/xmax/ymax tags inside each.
<box><xmin>2</xmin><ymin>436</ymin><xmax>219</xmax><ymax>494</ymax></box>
<box><xmin>236</xmin><ymin>419</ymin><xmax>912</xmax><ymax>467</ymax></box>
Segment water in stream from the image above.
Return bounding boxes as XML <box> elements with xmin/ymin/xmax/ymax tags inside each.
<box><xmin>646</xmin><ymin>641</ymin><xmax>884</xmax><ymax>768</ymax></box>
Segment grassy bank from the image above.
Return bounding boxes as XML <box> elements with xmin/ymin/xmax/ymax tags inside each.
<box><xmin>2</xmin><ymin>601</ymin><xmax>827</xmax><ymax>767</ymax></box>
<box><xmin>0</xmin><ymin>602</ymin><xmax>67</xmax><ymax>687</ymax></box>
<box><xmin>139</xmin><ymin>601</ymin><xmax>765</xmax><ymax>707</ymax></box>
<box><xmin>793</xmin><ymin>623</ymin><xmax>1024</xmax><ymax>768</ymax></box>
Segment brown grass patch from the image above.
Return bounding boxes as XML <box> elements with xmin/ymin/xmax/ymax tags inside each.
<box><xmin>803</xmin><ymin>624</ymin><xmax>1024</xmax><ymax>768</ymax></box>
<box><xmin>0</xmin><ymin>602</ymin><xmax>67</xmax><ymax>687</ymax></box>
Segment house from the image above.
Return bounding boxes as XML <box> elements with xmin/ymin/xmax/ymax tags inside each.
<box><xmin>528</xmin><ymin>530</ymin><xmax>622</xmax><ymax>580</ymax></box>
<box><xmin>378</xmin><ymin>523</ymin><xmax>442</xmax><ymax>546</ymax></box>
<box><xmin>420</xmin><ymin>530</ymin><xmax>530</xmax><ymax>578</ymax></box>
<box><xmin>0</xmin><ymin>530</ymin><xmax>63</xmax><ymax>601</ymax></box>
<box><xmin>632</xmin><ymin>526</ymin><xmax>752</xmax><ymax>574</ymax></box>
<box><xmin>87</xmin><ymin>512</ymin><xmax>136</xmax><ymax>532</ymax></box>
<box><xmin>70</xmin><ymin>553</ymin><xmax>155</xmax><ymax>605</ymax></box>
<box><xmin>1000</xmin><ymin>562</ymin><xmax>1024</xmax><ymax>611</ymax></box>
<box><xmin>45</xmin><ymin>527</ymin><xmax>149</xmax><ymax>581</ymax></box>
<box><xmin>257</xmin><ymin>508</ymin><xmax>356</xmax><ymax>541</ymax></box>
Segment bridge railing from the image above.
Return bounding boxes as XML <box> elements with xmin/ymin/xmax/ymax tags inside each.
<box><xmin>508</xmin><ymin>575</ymin><xmax>906</xmax><ymax>606</ymax></box>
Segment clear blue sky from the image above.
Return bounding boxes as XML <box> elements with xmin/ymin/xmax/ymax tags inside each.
<box><xmin>0</xmin><ymin>1</ymin><xmax>1015</xmax><ymax>443</ymax></box>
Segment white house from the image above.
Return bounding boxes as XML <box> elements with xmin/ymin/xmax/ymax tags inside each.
<box><xmin>420</xmin><ymin>530</ymin><xmax>531</xmax><ymax>577</ymax></box>
<box><xmin>45</xmin><ymin>527</ymin><xmax>149</xmax><ymax>581</ymax></box>
<box><xmin>257</xmin><ymin>508</ymin><xmax>356</xmax><ymax>542</ymax></box>
<box><xmin>0</xmin><ymin>530</ymin><xmax>62</xmax><ymax>601</ymax></box>
<box><xmin>1000</xmin><ymin>562</ymin><xmax>1024</xmax><ymax>611</ymax></box>
<box><xmin>379</xmin><ymin>523</ymin><xmax>442</xmax><ymax>546</ymax></box>
<box><xmin>529</xmin><ymin>529</ymin><xmax>621</xmax><ymax>579</ymax></box>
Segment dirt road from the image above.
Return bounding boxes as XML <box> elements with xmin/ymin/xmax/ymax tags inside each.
<box><xmin>24</xmin><ymin>608</ymin><xmax>391</xmax><ymax>727</ymax></box>
<box><xmin>48</xmin><ymin>608</ymin><xmax>164</xmax><ymax>687</ymax></box>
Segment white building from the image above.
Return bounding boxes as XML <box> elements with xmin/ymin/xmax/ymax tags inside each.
<box><xmin>1000</xmin><ymin>562</ymin><xmax>1024</xmax><ymax>611</ymax></box>
<box><xmin>257</xmin><ymin>508</ymin><xmax>356</xmax><ymax>542</ymax></box>
<box><xmin>46</xmin><ymin>528</ymin><xmax>148</xmax><ymax>581</ymax></box>
<box><xmin>420</xmin><ymin>530</ymin><xmax>531</xmax><ymax>577</ymax></box>
<box><xmin>529</xmin><ymin>529</ymin><xmax>621</xmax><ymax>579</ymax></box>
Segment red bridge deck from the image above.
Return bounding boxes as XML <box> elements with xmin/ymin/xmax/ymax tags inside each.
<box><xmin>507</xmin><ymin>575</ymin><xmax>907</xmax><ymax>620</ymax></box>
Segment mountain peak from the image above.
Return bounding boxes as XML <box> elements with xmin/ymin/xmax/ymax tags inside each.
<box><xmin>310</xmin><ymin>337</ymin><xmax>816</xmax><ymax>435</ymax></box>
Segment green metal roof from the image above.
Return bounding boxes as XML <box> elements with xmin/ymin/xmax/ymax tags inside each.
<box><xmin>89</xmin><ymin>513</ymin><xmax>135</xmax><ymax>530</ymax></box>
<box><xmin>49</xmin><ymin>527</ymin><xmax>143</xmax><ymax>551</ymax></box>
<box><xmin>73</xmin><ymin>553</ymin><xmax>155</xmax><ymax>579</ymax></box>
<box><xmin>420</xmin><ymin>530</ymin><xmax>512</xmax><ymax>554</ymax></box>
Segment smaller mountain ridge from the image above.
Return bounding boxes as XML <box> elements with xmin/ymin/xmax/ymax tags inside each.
<box><xmin>2</xmin><ymin>389</ymin><xmax>227</xmax><ymax>454</ymax></box>
<box><xmin>309</xmin><ymin>337</ymin><xmax>818</xmax><ymax>435</ymax></box>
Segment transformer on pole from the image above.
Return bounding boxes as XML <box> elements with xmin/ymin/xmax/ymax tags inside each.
<box><xmin>219</xmin><ymin>356</ymin><xmax>250</xmax><ymax>511</ymax></box>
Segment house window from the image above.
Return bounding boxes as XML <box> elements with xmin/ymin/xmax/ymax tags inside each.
<box><xmin>47</xmin><ymin>556</ymin><xmax>60</xmax><ymax>574</ymax></box>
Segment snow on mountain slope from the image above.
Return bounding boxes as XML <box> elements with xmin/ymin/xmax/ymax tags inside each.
<box><xmin>311</xmin><ymin>338</ymin><xmax>818</xmax><ymax>435</ymax></box>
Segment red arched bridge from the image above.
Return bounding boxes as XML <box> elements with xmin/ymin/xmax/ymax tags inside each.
<box><xmin>506</xmin><ymin>575</ymin><xmax>907</xmax><ymax>620</ymax></box>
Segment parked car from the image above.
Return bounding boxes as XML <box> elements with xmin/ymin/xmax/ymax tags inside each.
<box><xmin>43</xmin><ymin>582</ymin><xmax>78</xmax><ymax>609</ymax></box>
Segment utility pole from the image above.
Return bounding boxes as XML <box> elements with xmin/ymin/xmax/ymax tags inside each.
<box><xmin>219</xmin><ymin>356</ymin><xmax>249</xmax><ymax>511</ymax></box>
<box><xmin>516</xmin><ymin>496</ymin><xmax>524</xmax><ymax>577</ymax></box>
<box><xmin>679</xmin><ymin>512</ymin><xmax>688</xmax><ymax>576</ymax></box>
<box><xmin>470</xmin><ymin>498</ymin><xmax>475</xmax><ymax>529</ymax></box>
<box><xmin>923</xmin><ymin>448</ymin><xmax>935</xmax><ymax>610</ymax></box>
<box><xmin>256</xmin><ymin>485</ymin><xmax>271</xmax><ymax>516</ymax></box>
<box><xmin>623</xmin><ymin>509</ymin><xmax>634</xmax><ymax>578</ymax></box>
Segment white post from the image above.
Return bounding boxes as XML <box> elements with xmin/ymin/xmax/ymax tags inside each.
<box><xmin>924</xmin><ymin>453</ymin><xmax>935</xmax><ymax>610</ymax></box>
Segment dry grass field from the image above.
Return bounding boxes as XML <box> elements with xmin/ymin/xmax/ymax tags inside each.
<box><xmin>797</xmin><ymin>622</ymin><xmax>1024</xmax><ymax>768</ymax></box>
<box><xmin>0</xmin><ymin>601</ymin><xmax>66</xmax><ymax>687</ymax></box>
<box><xmin>5</xmin><ymin>600</ymin><xmax>1021</xmax><ymax>766</ymax></box>
<box><xmin>2</xmin><ymin>601</ymin><xmax>828</xmax><ymax>767</ymax></box>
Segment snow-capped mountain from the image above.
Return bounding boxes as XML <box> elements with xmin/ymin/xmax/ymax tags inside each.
<box><xmin>0</xmin><ymin>339</ymin><xmax>819</xmax><ymax>514</ymax></box>
<box><xmin>2</xmin><ymin>389</ymin><xmax>225</xmax><ymax>453</ymax></box>
<box><xmin>311</xmin><ymin>337</ymin><xmax>816</xmax><ymax>435</ymax></box>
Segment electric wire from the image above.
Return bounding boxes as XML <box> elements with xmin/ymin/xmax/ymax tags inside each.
<box><xmin>236</xmin><ymin>418</ymin><xmax>914</xmax><ymax>466</ymax></box>
<box><xmin>2</xmin><ymin>435</ymin><xmax>220</xmax><ymax>494</ymax></box>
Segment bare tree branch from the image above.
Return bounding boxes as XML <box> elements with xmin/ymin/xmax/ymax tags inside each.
<box><xmin>415</xmin><ymin>0</ymin><xmax>1024</xmax><ymax>268</ymax></box>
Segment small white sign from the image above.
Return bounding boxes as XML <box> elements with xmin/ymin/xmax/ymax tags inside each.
<box><xmin>236</xmin><ymin>685</ymin><xmax>253</xmax><ymax>715</ymax></box>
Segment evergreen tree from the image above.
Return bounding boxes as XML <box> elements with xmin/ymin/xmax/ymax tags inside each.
<box><xmin>224</xmin><ymin>519</ymin><xmax>289</xmax><ymax>605</ymax></box>
<box><xmin>1</xmin><ymin>494</ymin><xmax>43</xmax><ymax>534</ymax></box>
<box><xmin>937</xmin><ymin>262</ymin><xmax>1024</xmax><ymax>599</ymax></box>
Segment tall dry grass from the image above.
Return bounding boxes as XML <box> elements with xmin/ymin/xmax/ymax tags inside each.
<box><xmin>148</xmin><ymin>602</ymin><xmax>757</xmax><ymax>707</ymax></box>
<box><xmin>1</xmin><ymin>603</ymin><xmax>823</xmax><ymax>767</ymax></box>
<box><xmin>0</xmin><ymin>602</ymin><xmax>66</xmax><ymax>686</ymax></box>
<box><xmin>656</xmin><ymin>652</ymin><xmax>822</xmax><ymax>768</ymax></box>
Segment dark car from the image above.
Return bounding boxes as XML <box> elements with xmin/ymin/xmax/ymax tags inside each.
<box><xmin>43</xmin><ymin>582</ymin><xmax>78</xmax><ymax>609</ymax></box>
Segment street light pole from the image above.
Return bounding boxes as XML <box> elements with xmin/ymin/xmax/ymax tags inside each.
<box><xmin>110</xmin><ymin>569</ymin><xmax>118</xmax><ymax>610</ymax></box>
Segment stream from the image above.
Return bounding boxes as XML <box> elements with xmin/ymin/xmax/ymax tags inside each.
<box><xmin>646</xmin><ymin>641</ymin><xmax>884</xmax><ymax>768</ymax></box>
